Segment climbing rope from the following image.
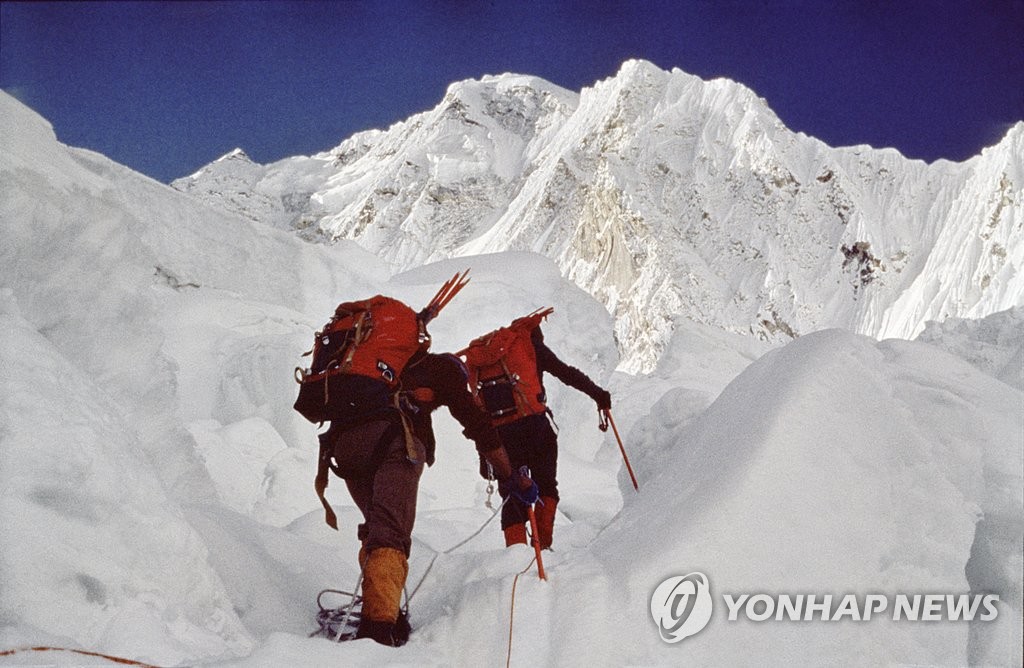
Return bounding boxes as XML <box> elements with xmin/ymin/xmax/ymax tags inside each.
<box><xmin>0</xmin><ymin>646</ymin><xmax>161</xmax><ymax>667</ymax></box>
<box><xmin>313</xmin><ymin>495</ymin><xmax>509</xmax><ymax>640</ymax></box>
<box><xmin>335</xmin><ymin>571</ymin><xmax>364</xmax><ymax>641</ymax></box>
<box><xmin>404</xmin><ymin>494</ymin><xmax>509</xmax><ymax>606</ymax></box>
<box><xmin>505</xmin><ymin>556</ymin><xmax>539</xmax><ymax>668</ymax></box>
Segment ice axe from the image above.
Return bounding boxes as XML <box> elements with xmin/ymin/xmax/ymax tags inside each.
<box><xmin>526</xmin><ymin>505</ymin><xmax>547</xmax><ymax>581</ymax></box>
<box><xmin>419</xmin><ymin>269</ymin><xmax>470</xmax><ymax>323</ymax></box>
<box><xmin>600</xmin><ymin>408</ymin><xmax>638</xmax><ymax>491</ymax></box>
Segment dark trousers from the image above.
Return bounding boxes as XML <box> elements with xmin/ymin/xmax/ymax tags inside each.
<box><xmin>497</xmin><ymin>414</ymin><xmax>559</xmax><ymax>529</ymax></box>
<box><xmin>329</xmin><ymin>420</ymin><xmax>425</xmax><ymax>557</ymax></box>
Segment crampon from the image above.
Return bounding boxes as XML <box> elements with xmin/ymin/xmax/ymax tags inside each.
<box><xmin>309</xmin><ymin>588</ymin><xmax>363</xmax><ymax>641</ymax></box>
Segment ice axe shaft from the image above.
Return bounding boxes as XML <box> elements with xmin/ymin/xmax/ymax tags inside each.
<box><xmin>526</xmin><ymin>505</ymin><xmax>547</xmax><ymax>580</ymax></box>
<box><xmin>602</xmin><ymin>409</ymin><xmax>638</xmax><ymax>491</ymax></box>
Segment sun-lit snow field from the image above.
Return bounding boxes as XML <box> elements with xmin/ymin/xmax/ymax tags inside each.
<box><xmin>1</xmin><ymin>92</ymin><xmax>1021</xmax><ymax>667</ymax></box>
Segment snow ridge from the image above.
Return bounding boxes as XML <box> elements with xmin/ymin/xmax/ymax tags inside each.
<box><xmin>173</xmin><ymin>60</ymin><xmax>1024</xmax><ymax>372</ymax></box>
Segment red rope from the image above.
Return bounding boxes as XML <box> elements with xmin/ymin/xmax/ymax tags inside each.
<box><xmin>0</xmin><ymin>646</ymin><xmax>162</xmax><ymax>667</ymax></box>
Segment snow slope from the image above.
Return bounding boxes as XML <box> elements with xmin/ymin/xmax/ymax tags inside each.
<box><xmin>2</xmin><ymin>88</ymin><xmax>1022</xmax><ymax>667</ymax></box>
<box><xmin>597</xmin><ymin>329</ymin><xmax>1022</xmax><ymax>667</ymax></box>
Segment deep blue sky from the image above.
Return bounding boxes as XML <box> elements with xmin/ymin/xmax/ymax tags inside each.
<box><xmin>2</xmin><ymin>1</ymin><xmax>1022</xmax><ymax>183</ymax></box>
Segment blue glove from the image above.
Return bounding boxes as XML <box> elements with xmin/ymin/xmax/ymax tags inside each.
<box><xmin>499</xmin><ymin>466</ymin><xmax>539</xmax><ymax>506</ymax></box>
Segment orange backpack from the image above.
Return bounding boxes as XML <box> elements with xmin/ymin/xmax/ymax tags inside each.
<box><xmin>293</xmin><ymin>296</ymin><xmax>425</xmax><ymax>424</ymax></box>
<box><xmin>293</xmin><ymin>271</ymin><xmax>470</xmax><ymax>426</ymax></box>
<box><xmin>460</xmin><ymin>308</ymin><xmax>553</xmax><ymax>426</ymax></box>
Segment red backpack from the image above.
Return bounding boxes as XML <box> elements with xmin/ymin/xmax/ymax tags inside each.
<box><xmin>460</xmin><ymin>308</ymin><xmax>553</xmax><ymax>426</ymax></box>
<box><xmin>293</xmin><ymin>272</ymin><xmax>470</xmax><ymax>425</ymax></box>
<box><xmin>293</xmin><ymin>296</ymin><xmax>424</xmax><ymax>424</ymax></box>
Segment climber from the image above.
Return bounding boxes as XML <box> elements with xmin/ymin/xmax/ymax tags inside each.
<box><xmin>460</xmin><ymin>309</ymin><xmax>610</xmax><ymax>550</ymax></box>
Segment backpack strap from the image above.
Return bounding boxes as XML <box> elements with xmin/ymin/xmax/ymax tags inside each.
<box><xmin>338</xmin><ymin>311</ymin><xmax>371</xmax><ymax>373</ymax></box>
<box><xmin>316</xmin><ymin>434</ymin><xmax>339</xmax><ymax>530</ymax></box>
<box><xmin>500</xmin><ymin>358</ymin><xmax>542</xmax><ymax>419</ymax></box>
<box><xmin>392</xmin><ymin>393</ymin><xmax>422</xmax><ymax>464</ymax></box>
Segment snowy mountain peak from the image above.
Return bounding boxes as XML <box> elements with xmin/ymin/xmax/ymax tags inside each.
<box><xmin>449</xmin><ymin>71</ymin><xmax>578</xmax><ymax>104</ymax></box>
<box><xmin>170</xmin><ymin>63</ymin><xmax>1023</xmax><ymax>371</ymax></box>
<box><xmin>218</xmin><ymin>147</ymin><xmax>252</xmax><ymax>163</ymax></box>
<box><xmin>437</xmin><ymin>75</ymin><xmax>578</xmax><ymax>142</ymax></box>
<box><xmin>181</xmin><ymin>146</ymin><xmax>255</xmax><ymax>182</ymax></box>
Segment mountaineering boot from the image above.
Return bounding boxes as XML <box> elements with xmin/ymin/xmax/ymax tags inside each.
<box><xmin>535</xmin><ymin>496</ymin><xmax>558</xmax><ymax>550</ymax></box>
<box><xmin>503</xmin><ymin>522</ymin><xmax>528</xmax><ymax>547</ymax></box>
<box><xmin>357</xmin><ymin>546</ymin><xmax>410</xmax><ymax>646</ymax></box>
<box><xmin>356</xmin><ymin>609</ymin><xmax>411</xmax><ymax>647</ymax></box>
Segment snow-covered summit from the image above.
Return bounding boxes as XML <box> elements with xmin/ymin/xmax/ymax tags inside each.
<box><xmin>172</xmin><ymin>60</ymin><xmax>1023</xmax><ymax>372</ymax></box>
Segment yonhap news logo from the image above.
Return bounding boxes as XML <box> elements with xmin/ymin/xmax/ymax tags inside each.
<box><xmin>651</xmin><ymin>572</ymin><xmax>1001</xmax><ymax>644</ymax></box>
<box><xmin>650</xmin><ymin>572</ymin><xmax>714</xmax><ymax>643</ymax></box>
